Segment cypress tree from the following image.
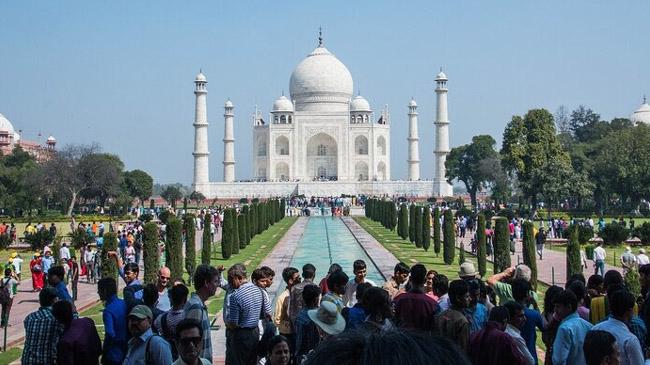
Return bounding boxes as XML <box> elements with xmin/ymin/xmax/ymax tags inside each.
<box><xmin>493</xmin><ymin>217</ymin><xmax>511</xmax><ymax>274</ymax></box>
<box><xmin>280</xmin><ymin>199</ymin><xmax>286</xmax><ymax>219</ymax></box>
<box><xmin>422</xmin><ymin>206</ymin><xmax>431</xmax><ymax>251</ymax></box>
<box><xmin>409</xmin><ymin>203</ymin><xmax>416</xmax><ymax>243</ymax></box>
<box><xmin>268</xmin><ymin>200</ymin><xmax>275</xmax><ymax>226</ymax></box>
<box><xmin>242</xmin><ymin>205</ymin><xmax>251</xmax><ymax>246</ymax></box>
<box><xmin>459</xmin><ymin>239</ymin><xmax>465</xmax><ymax>265</ymax></box>
<box><xmin>477</xmin><ymin>214</ymin><xmax>487</xmax><ymax>278</ymax></box>
<box><xmin>52</xmin><ymin>236</ymin><xmax>62</xmax><ymax>265</ymax></box>
<box><xmin>201</xmin><ymin>213</ymin><xmax>212</xmax><ymax>264</ymax></box>
<box><xmin>238</xmin><ymin>213</ymin><xmax>246</xmax><ymax>250</ymax></box>
<box><xmin>522</xmin><ymin>221</ymin><xmax>537</xmax><ymax>289</ymax></box>
<box><xmin>101</xmin><ymin>232</ymin><xmax>119</xmax><ymax>281</ymax></box>
<box><xmin>415</xmin><ymin>206</ymin><xmax>423</xmax><ymax>248</ymax></box>
<box><xmin>232</xmin><ymin>209</ymin><xmax>240</xmax><ymax>254</ymax></box>
<box><xmin>566</xmin><ymin>224</ymin><xmax>582</xmax><ymax>282</ymax></box>
<box><xmin>166</xmin><ymin>217</ymin><xmax>183</xmax><ymax>282</ymax></box>
<box><xmin>257</xmin><ymin>202</ymin><xmax>264</xmax><ymax>233</ymax></box>
<box><xmin>433</xmin><ymin>207</ymin><xmax>441</xmax><ymax>255</ymax></box>
<box><xmin>143</xmin><ymin>222</ymin><xmax>159</xmax><ymax>284</ymax></box>
<box><xmin>398</xmin><ymin>204</ymin><xmax>409</xmax><ymax>240</ymax></box>
<box><xmin>250</xmin><ymin>203</ymin><xmax>258</xmax><ymax>237</ymax></box>
<box><xmin>183</xmin><ymin>214</ymin><xmax>196</xmax><ymax>284</ymax></box>
<box><xmin>221</xmin><ymin>210</ymin><xmax>233</xmax><ymax>259</ymax></box>
<box><xmin>443</xmin><ymin>209</ymin><xmax>455</xmax><ymax>264</ymax></box>
<box><xmin>365</xmin><ymin>199</ymin><xmax>371</xmax><ymax>218</ymax></box>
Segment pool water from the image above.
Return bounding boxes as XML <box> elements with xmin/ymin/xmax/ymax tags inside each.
<box><xmin>289</xmin><ymin>217</ymin><xmax>384</xmax><ymax>284</ymax></box>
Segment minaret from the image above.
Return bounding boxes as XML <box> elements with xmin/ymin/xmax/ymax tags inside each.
<box><xmin>223</xmin><ymin>99</ymin><xmax>236</xmax><ymax>182</ymax></box>
<box><xmin>407</xmin><ymin>99</ymin><xmax>420</xmax><ymax>181</ymax></box>
<box><xmin>192</xmin><ymin>71</ymin><xmax>209</xmax><ymax>191</ymax></box>
<box><xmin>434</xmin><ymin>69</ymin><xmax>453</xmax><ymax>196</ymax></box>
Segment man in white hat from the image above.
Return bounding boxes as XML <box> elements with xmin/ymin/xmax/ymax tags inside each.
<box><xmin>620</xmin><ymin>246</ymin><xmax>637</xmax><ymax>272</ymax></box>
<box><xmin>637</xmin><ymin>248</ymin><xmax>650</xmax><ymax>266</ymax></box>
<box><xmin>307</xmin><ymin>301</ymin><xmax>346</xmax><ymax>339</ymax></box>
<box><xmin>458</xmin><ymin>262</ymin><xmax>479</xmax><ymax>280</ymax></box>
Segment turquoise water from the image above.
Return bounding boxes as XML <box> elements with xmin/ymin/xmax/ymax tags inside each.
<box><xmin>289</xmin><ymin>217</ymin><xmax>384</xmax><ymax>284</ymax></box>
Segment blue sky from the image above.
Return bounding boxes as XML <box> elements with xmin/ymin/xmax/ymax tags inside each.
<box><xmin>1</xmin><ymin>1</ymin><xmax>648</xmax><ymax>184</ymax></box>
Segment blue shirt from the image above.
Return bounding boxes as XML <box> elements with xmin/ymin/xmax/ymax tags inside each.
<box><xmin>466</xmin><ymin>303</ymin><xmax>488</xmax><ymax>334</ymax></box>
<box><xmin>552</xmin><ymin>312</ymin><xmax>593</xmax><ymax>365</ymax></box>
<box><xmin>55</xmin><ymin>281</ymin><xmax>73</xmax><ymax>304</ymax></box>
<box><xmin>103</xmin><ymin>294</ymin><xmax>128</xmax><ymax>363</ymax></box>
<box><xmin>521</xmin><ymin>308</ymin><xmax>544</xmax><ymax>365</ymax></box>
<box><xmin>41</xmin><ymin>256</ymin><xmax>53</xmax><ymax>274</ymax></box>
<box><xmin>123</xmin><ymin>328</ymin><xmax>173</xmax><ymax>365</ymax></box>
<box><xmin>592</xmin><ymin>317</ymin><xmax>644</xmax><ymax>365</ymax></box>
<box><xmin>346</xmin><ymin>304</ymin><xmax>367</xmax><ymax>330</ymax></box>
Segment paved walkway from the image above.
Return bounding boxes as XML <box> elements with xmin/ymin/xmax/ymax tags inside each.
<box><xmin>341</xmin><ymin>217</ymin><xmax>399</xmax><ymax>281</ymax></box>
<box><xmin>455</xmin><ymin>234</ymin><xmax>622</xmax><ymax>287</ymax></box>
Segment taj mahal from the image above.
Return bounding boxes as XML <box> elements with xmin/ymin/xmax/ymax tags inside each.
<box><xmin>191</xmin><ymin>34</ymin><xmax>453</xmax><ymax>199</ymax></box>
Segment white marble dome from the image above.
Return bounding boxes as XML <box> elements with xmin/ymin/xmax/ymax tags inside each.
<box><xmin>272</xmin><ymin>95</ymin><xmax>294</xmax><ymax>112</ymax></box>
<box><xmin>289</xmin><ymin>46</ymin><xmax>353</xmax><ymax>111</ymax></box>
<box><xmin>195</xmin><ymin>72</ymin><xmax>206</xmax><ymax>82</ymax></box>
<box><xmin>225</xmin><ymin>99</ymin><xmax>233</xmax><ymax>108</ymax></box>
<box><xmin>631</xmin><ymin>99</ymin><xmax>650</xmax><ymax>124</ymax></box>
<box><xmin>0</xmin><ymin>113</ymin><xmax>15</xmax><ymax>135</ymax></box>
<box><xmin>350</xmin><ymin>95</ymin><xmax>371</xmax><ymax>112</ymax></box>
<box><xmin>409</xmin><ymin>99</ymin><xmax>417</xmax><ymax>107</ymax></box>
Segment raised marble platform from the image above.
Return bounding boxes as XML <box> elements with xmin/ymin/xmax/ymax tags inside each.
<box><xmin>194</xmin><ymin>180</ymin><xmax>434</xmax><ymax>199</ymax></box>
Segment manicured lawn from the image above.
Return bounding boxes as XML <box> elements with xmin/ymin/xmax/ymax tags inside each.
<box><xmin>0</xmin><ymin>346</ymin><xmax>23</xmax><ymax>364</ymax></box>
<box><xmin>546</xmin><ymin>242</ymin><xmax>649</xmax><ymax>269</ymax></box>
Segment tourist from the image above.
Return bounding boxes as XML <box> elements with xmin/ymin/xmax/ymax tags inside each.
<box><xmin>30</xmin><ymin>252</ymin><xmax>44</xmax><ymax>291</ymax></box>
<box><xmin>424</xmin><ymin>269</ymin><xmax>437</xmax><ymax>299</ymax></box>
<box><xmin>48</xmin><ymin>265</ymin><xmax>73</xmax><ymax>305</ymax></box>
<box><xmin>69</xmin><ymin>256</ymin><xmax>79</xmax><ymax>302</ymax></box>
<box><xmin>503</xmin><ymin>301</ymin><xmax>535</xmax><ymax>365</ymax></box>
<box><xmin>458</xmin><ymin>262</ymin><xmax>479</xmax><ymax>280</ymax></box>
<box><xmin>536</xmin><ymin>227</ymin><xmax>546</xmax><ymax>260</ymax></box>
<box><xmin>264</xmin><ymin>335</ymin><xmax>291</xmax><ymax>365</ymax></box>
<box><xmin>433</xmin><ymin>274</ymin><xmax>450</xmax><ymax>310</ymax></box>
<box><xmin>294</xmin><ymin>284</ymin><xmax>321</xmax><ymax>361</ymax></box>
<box><xmin>289</xmin><ymin>263</ymin><xmax>316</xmax><ymax>325</ymax></box>
<box><xmin>468</xmin><ymin>306</ymin><xmax>528</xmax><ymax>365</ymax></box>
<box><xmin>154</xmin><ymin>283</ymin><xmax>188</xmax><ymax>360</ymax></box>
<box><xmin>125</xmin><ymin>240</ymin><xmax>136</xmax><ymax>264</ymax></box>
<box><xmin>552</xmin><ymin>289</ymin><xmax>593</xmax><ymax>365</ymax></box>
<box><xmin>435</xmin><ymin>279</ymin><xmax>470</xmax><ymax>351</ymax></box>
<box><xmin>638</xmin><ymin>249</ymin><xmax>650</xmax><ymax>266</ymax></box>
<box><xmin>108</xmin><ymin>252</ymin><xmax>144</xmax><ymax>309</ymax></box>
<box><xmin>542</xmin><ymin>285</ymin><xmax>564</xmax><ymax>364</ymax></box>
<box><xmin>303</xmin><ymin>329</ymin><xmax>471</xmax><ymax>365</ymax></box>
<box><xmin>583</xmin><ymin>330</ymin><xmax>621</xmax><ymax>365</ymax></box>
<box><xmin>308</xmin><ymin>300</ymin><xmax>346</xmax><ymax>339</ymax></box>
<box><xmin>219</xmin><ymin>263</ymin><xmax>239</xmax><ymax>351</ymax></box>
<box><xmin>487</xmin><ymin>264</ymin><xmax>538</xmax><ymax>305</ymax></box>
<box><xmin>143</xmin><ymin>283</ymin><xmax>164</xmax><ymax>321</ymax></box>
<box><xmin>344</xmin><ymin>259</ymin><xmax>376</xmax><ymax>307</ymax></box>
<box><xmin>123</xmin><ymin>305</ymin><xmax>173</xmax><ymax>364</ymax></box>
<box><xmin>21</xmin><ymin>287</ymin><xmax>62</xmax><ymax>365</ymax></box>
<box><xmin>512</xmin><ymin>279</ymin><xmax>544</xmax><ymax>365</ymax></box>
<box><xmin>591</xmin><ymin>289</ymin><xmax>643</xmax><ymax>365</ymax></box>
<box><xmin>42</xmin><ymin>250</ymin><xmax>54</xmax><ymax>274</ymax></box>
<box><xmin>319</xmin><ymin>263</ymin><xmax>342</xmax><ymax>294</ymax></box>
<box><xmin>273</xmin><ymin>266</ymin><xmax>301</xmax><ymax>351</ymax></box>
<box><xmin>52</xmin><ymin>300</ymin><xmax>102</xmax><ymax>364</ymax></box>
<box><xmin>0</xmin><ymin>267</ymin><xmax>18</xmax><ymax>328</ymax></box>
<box><xmin>590</xmin><ymin>270</ymin><xmax>624</xmax><ymax>324</ymax></box>
<box><xmin>342</xmin><ymin>282</ymin><xmax>371</xmax><ymax>330</ymax></box>
<box><xmin>11</xmin><ymin>252</ymin><xmax>23</xmax><ymax>282</ymax></box>
<box><xmin>382</xmin><ymin>262</ymin><xmax>409</xmax><ymax>300</ymax></box>
<box><xmin>466</xmin><ymin>278</ymin><xmax>488</xmax><ymax>333</ymax></box>
<box><xmin>620</xmin><ymin>246</ymin><xmax>637</xmax><ymax>271</ymax></box>
<box><xmin>393</xmin><ymin>263</ymin><xmax>439</xmax><ymax>333</ymax></box>
<box><xmin>60</xmin><ymin>242</ymin><xmax>70</xmax><ymax>261</ymax></box>
<box><xmin>98</xmin><ymin>277</ymin><xmax>128</xmax><ymax>365</ymax></box>
<box><xmin>172</xmin><ymin>318</ymin><xmax>212</xmax><ymax>365</ymax></box>
<box><xmin>321</xmin><ymin>269</ymin><xmax>349</xmax><ymax>312</ymax></box>
<box><xmin>593</xmin><ymin>243</ymin><xmax>606</xmax><ymax>277</ymax></box>
<box><xmin>185</xmin><ymin>264</ymin><xmax>220</xmax><ymax>361</ymax></box>
<box><xmin>226</xmin><ymin>264</ymin><xmax>271</xmax><ymax>365</ymax></box>
<box><xmin>359</xmin><ymin>286</ymin><xmax>393</xmax><ymax>333</ymax></box>
<box><xmin>155</xmin><ymin>266</ymin><xmax>172</xmax><ymax>311</ymax></box>
<box><xmin>568</xmin><ymin>280</ymin><xmax>590</xmax><ymax>321</ymax></box>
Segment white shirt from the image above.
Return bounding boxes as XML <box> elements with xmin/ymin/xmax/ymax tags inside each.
<box><xmin>592</xmin><ymin>317</ymin><xmax>644</xmax><ymax>365</ymax></box>
<box><xmin>638</xmin><ymin>254</ymin><xmax>650</xmax><ymax>266</ymax></box>
<box><xmin>343</xmin><ymin>278</ymin><xmax>376</xmax><ymax>307</ymax></box>
<box><xmin>84</xmin><ymin>249</ymin><xmax>95</xmax><ymax>264</ymax></box>
<box><xmin>60</xmin><ymin>246</ymin><xmax>70</xmax><ymax>260</ymax></box>
<box><xmin>156</xmin><ymin>288</ymin><xmax>171</xmax><ymax>312</ymax></box>
<box><xmin>593</xmin><ymin>246</ymin><xmax>606</xmax><ymax>261</ymax></box>
<box><xmin>505</xmin><ymin>324</ymin><xmax>535</xmax><ymax>365</ymax></box>
<box><xmin>11</xmin><ymin>257</ymin><xmax>23</xmax><ymax>273</ymax></box>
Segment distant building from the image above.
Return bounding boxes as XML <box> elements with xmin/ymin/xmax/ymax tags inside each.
<box><xmin>0</xmin><ymin>113</ymin><xmax>56</xmax><ymax>162</ymax></box>
<box><xmin>631</xmin><ymin>96</ymin><xmax>650</xmax><ymax>124</ymax></box>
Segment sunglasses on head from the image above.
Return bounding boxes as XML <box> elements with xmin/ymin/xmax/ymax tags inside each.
<box><xmin>179</xmin><ymin>337</ymin><xmax>202</xmax><ymax>347</ymax></box>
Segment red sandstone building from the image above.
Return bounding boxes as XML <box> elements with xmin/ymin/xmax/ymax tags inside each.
<box><xmin>0</xmin><ymin>113</ymin><xmax>56</xmax><ymax>162</ymax></box>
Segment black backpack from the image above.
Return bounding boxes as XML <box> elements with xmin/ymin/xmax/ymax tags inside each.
<box><xmin>123</xmin><ymin>283</ymin><xmax>144</xmax><ymax>311</ymax></box>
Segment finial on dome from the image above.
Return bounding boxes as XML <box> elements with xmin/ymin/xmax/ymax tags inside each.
<box><xmin>644</xmin><ymin>94</ymin><xmax>647</xmax><ymax>104</ymax></box>
<box><xmin>318</xmin><ymin>27</ymin><xmax>323</xmax><ymax>47</ymax></box>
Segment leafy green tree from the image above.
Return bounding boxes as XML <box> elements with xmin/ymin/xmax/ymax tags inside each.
<box><xmin>0</xmin><ymin>146</ymin><xmax>39</xmax><ymax>213</ymax></box>
<box><xmin>493</xmin><ymin>218</ymin><xmax>511</xmax><ymax>273</ymax></box>
<box><xmin>409</xmin><ymin>203</ymin><xmax>416</xmax><ymax>243</ymax></box>
<box><xmin>569</xmin><ymin>105</ymin><xmax>603</xmax><ymax>143</ymax></box>
<box><xmin>51</xmin><ymin>236</ymin><xmax>62</xmax><ymax>265</ymax></box>
<box><xmin>443</xmin><ymin>209</ymin><xmax>455</xmax><ymax>264</ymax></box>
<box><xmin>188</xmin><ymin>191</ymin><xmax>206</xmax><ymax>208</ymax></box>
<box><xmin>477</xmin><ymin>214</ymin><xmax>487</xmax><ymax>277</ymax></box>
<box><xmin>123</xmin><ymin>169</ymin><xmax>153</xmax><ymax>205</ymax></box>
<box><xmin>566</xmin><ymin>225</ymin><xmax>582</xmax><ymax>282</ymax></box>
<box><xmin>201</xmin><ymin>213</ymin><xmax>212</xmax><ymax>264</ymax></box>
<box><xmin>101</xmin><ymin>232</ymin><xmax>119</xmax><ymax>281</ymax></box>
<box><xmin>446</xmin><ymin>135</ymin><xmax>499</xmax><ymax>208</ymax></box>
<box><xmin>161</xmin><ymin>186</ymin><xmax>183</xmax><ymax>208</ymax></box>
<box><xmin>433</xmin><ymin>207</ymin><xmax>441</xmax><ymax>255</ymax></box>
<box><xmin>422</xmin><ymin>206</ymin><xmax>431</xmax><ymax>251</ymax></box>
<box><xmin>183</xmin><ymin>214</ymin><xmax>196</xmax><ymax>284</ymax></box>
<box><xmin>78</xmin><ymin>152</ymin><xmax>125</xmax><ymax>208</ymax></box>
<box><xmin>398</xmin><ymin>204</ymin><xmax>409</xmax><ymax>240</ymax></box>
<box><xmin>522</xmin><ymin>221</ymin><xmax>537</xmax><ymax>289</ymax></box>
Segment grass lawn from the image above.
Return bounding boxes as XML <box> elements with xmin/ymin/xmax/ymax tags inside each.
<box><xmin>354</xmin><ymin>217</ymin><xmax>550</xmax><ymax>356</ymax></box>
<box><xmin>546</xmin><ymin>242</ymin><xmax>648</xmax><ymax>269</ymax></box>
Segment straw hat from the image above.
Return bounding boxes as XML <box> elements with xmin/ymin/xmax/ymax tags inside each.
<box><xmin>34</xmin><ymin>252</ymin><xmax>40</xmax><ymax>257</ymax></box>
<box><xmin>307</xmin><ymin>301</ymin><xmax>345</xmax><ymax>335</ymax></box>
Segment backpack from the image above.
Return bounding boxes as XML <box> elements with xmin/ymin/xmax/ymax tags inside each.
<box><xmin>0</xmin><ymin>278</ymin><xmax>11</xmax><ymax>305</ymax></box>
<box><xmin>123</xmin><ymin>283</ymin><xmax>144</xmax><ymax>310</ymax></box>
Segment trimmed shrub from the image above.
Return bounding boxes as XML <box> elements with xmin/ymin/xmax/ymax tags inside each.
<box><xmin>433</xmin><ymin>207</ymin><xmax>442</xmax><ymax>255</ymax></box>
<box><xmin>398</xmin><ymin>204</ymin><xmax>409</xmax><ymax>240</ymax></box>
<box><xmin>458</xmin><ymin>240</ymin><xmax>465</xmax><ymax>265</ymax></box>
<box><xmin>625</xmin><ymin>268</ymin><xmax>641</xmax><ymax>299</ymax></box>
<box><xmin>51</xmin><ymin>236</ymin><xmax>62</xmax><ymax>265</ymax></box>
<box><xmin>409</xmin><ymin>203</ymin><xmax>416</xmax><ymax>243</ymax></box>
<box><xmin>566</xmin><ymin>224</ymin><xmax>582</xmax><ymax>282</ymax></box>
<box><xmin>143</xmin><ymin>222</ymin><xmax>159</xmax><ymax>284</ymax></box>
<box><xmin>69</xmin><ymin>227</ymin><xmax>94</xmax><ymax>250</ymax></box>
<box><xmin>166</xmin><ymin>218</ymin><xmax>184</xmax><ymax>282</ymax></box>
<box><xmin>477</xmin><ymin>214</ymin><xmax>487</xmax><ymax>277</ymax></box>
<box><xmin>634</xmin><ymin>222</ymin><xmax>650</xmax><ymax>244</ymax></box>
<box><xmin>238</xmin><ymin>213</ymin><xmax>246</xmax><ymax>250</ymax></box>
<box><xmin>221</xmin><ymin>209</ymin><xmax>233</xmax><ymax>259</ymax></box>
<box><xmin>101</xmin><ymin>232</ymin><xmax>118</xmax><ymax>281</ymax></box>
<box><xmin>24</xmin><ymin>229</ymin><xmax>54</xmax><ymax>251</ymax></box>
<box><xmin>422</xmin><ymin>206</ymin><xmax>431</xmax><ymax>251</ymax></box>
<box><xmin>231</xmin><ymin>209</ymin><xmax>240</xmax><ymax>255</ymax></box>
<box><xmin>158</xmin><ymin>210</ymin><xmax>172</xmax><ymax>225</ymax></box>
<box><xmin>522</xmin><ymin>221</ymin><xmax>537</xmax><ymax>289</ymax></box>
<box><xmin>600</xmin><ymin>223</ymin><xmax>630</xmax><ymax>245</ymax></box>
<box><xmin>443</xmin><ymin>209</ymin><xmax>455</xmax><ymax>265</ymax></box>
<box><xmin>183</xmin><ymin>214</ymin><xmax>196</xmax><ymax>284</ymax></box>
<box><xmin>578</xmin><ymin>225</ymin><xmax>594</xmax><ymax>244</ymax></box>
<box><xmin>414</xmin><ymin>206</ymin><xmax>423</xmax><ymax>248</ymax></box>
<box><xmin>242</xmin><ymin>205</ymin><xmax>251</xmax><ymax>246</ymax></box>
<box><xmin>493</xmin><ymin>217</ymin><xmax>511</xmax><ymax>273</ymax></box>
<box><xmin>250</xmin><ymin>203</ymin><xmax>258</xmax><ymax>237</ymax></box>
<box><xmin>201</xmin><ymin>213</ymin><xmax>212</xmax><ymax>264</ymax></box>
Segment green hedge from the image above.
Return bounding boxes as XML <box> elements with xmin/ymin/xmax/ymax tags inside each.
<box><xmin>566</xmin><ymin>225</ymin><xmax>582</xmax><ymax>281</ymax></box>
<box><xmin>422</xmin><ymin>206</ymin><xmax>431</xmax><ymax>251</ymax></box>
<box><xmin>101</xmin><ymin>232</ymin><xmax>118</xmax><ymax>281</ymax></box>
<box><xmin>443</xmin><ymin>209</ymin><xmax>455</xmax><ymax>265</ymax></box>
<box><xmin>183</xmin><ymin>214</ymin><xmax>196</xmax><ymax>284</ymax></box>
<box><xmin>143</xmin><ymin>222</ymin><xmax>159</xmax><ymax>284</ymax></box>
<box><xmin>477</xmin><ymin>214</ymin><xmax>487</xmax><ymax>277</ymax></box>
<box><xmin>493</xmin><ymin>217</ymin><xmax>511</xmax><ymax>273</ymax></box>
<box><xmin>201</xmin><ymin>213</ymin><xmax>212</xmax><ymax>265</ymax></box>
<box><xmin>522</xmin><ymin>221</ymin><xmax>537</xmax><ymax>289</ymax></box>
<box><xmin>433</xmin><ymin>208</ymin><xmax>441</xmax><ymax>255</ymax></box>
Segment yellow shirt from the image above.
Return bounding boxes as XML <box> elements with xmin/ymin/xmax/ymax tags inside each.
<box><xmin>273</xmin><ymin>288</ymin><xmax>293</xmax><ymax>334</ymax></box>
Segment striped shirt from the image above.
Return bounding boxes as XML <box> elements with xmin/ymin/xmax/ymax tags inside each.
<box><xmin>184</xmin><ymin>293</ymin><xmax>212</xmax><ymax>361</ymax></box>
<box><xmin>227</xmin><ymin>282</ymin><xmax>271</xmax><ymax>328</ymax></box>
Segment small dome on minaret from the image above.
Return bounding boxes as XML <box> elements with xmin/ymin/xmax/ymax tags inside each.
<box><xmin>195</xmin><ymin>71</ymin><xmax>207</xmax><ymax>82</ymax></box>
<box><xmin>436</xmin><ymin>69</ymin><xmax>448</xmax><ymax>81</ymax></box>
<box><xmin>408</xmin><ymin>99</ymin><xmax>417</xmax><ymax>107</ymax></box>
<box><xmin>225</xmin><ymin>99</ymin><xmax>234</xmax><ymax>108</ymax></box>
